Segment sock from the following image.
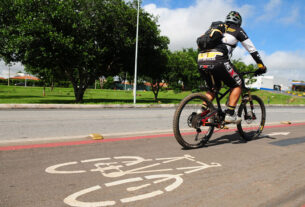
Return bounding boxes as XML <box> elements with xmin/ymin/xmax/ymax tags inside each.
<box><xmin>226</xmin><ymin>105</ymin><xmax>236</xmax><ymax>115</ymax></box>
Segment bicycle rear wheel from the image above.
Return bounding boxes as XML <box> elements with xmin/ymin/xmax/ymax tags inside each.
<box><xmin>237</xmin><ymin>95</ymin><xmax>266</xmax><ymax>141</ymax></box>
<box><xmin>173</xmin><ymin>93</ymin><xmax>215</xmax><ymax>149</ymax></box>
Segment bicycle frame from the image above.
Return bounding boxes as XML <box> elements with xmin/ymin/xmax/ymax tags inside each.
<box><xmin>208</xmin><ymin>70</ymin><xmax>254</xmax><ymax>105</ymax></box>
<box><xmin>201</xmin><ymin>71</ymin><xmax>255</xmax><ymax>127</ymax></box>
<box><xmin>173</xmin><ymin>70</ymin><xmax>265</xmax><ymax>148</ymax></box>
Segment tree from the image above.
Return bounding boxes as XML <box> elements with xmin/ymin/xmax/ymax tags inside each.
<box><xmin>231</xmin><ymin>59</ymin><xmax>257</xmax><ymax>85</ymax></box>
<box><xmin>116</xmin><ymin>1</ymin><xmax>170</xmax><ymax>101</ymax></box>
<box><xmin>167</xmin><ymin>49</ymin><xmax>202</xmax><ymax>92</ymax></box>
<box><xmin>142</xmin><ymin>48</ymin><xmax>169</xmax><ymax>101</ymax></box>
<box><xmin>0</xmin><ymin>0</ymin><xmax>168</xmax><ymax>102</ymax></box>
<box><xmin>136</xmin><ymin>13</ymin><xmax>170</xmax><ymax>101</ymax></box>
<box><xmin>25</xmin><ymin>65</ymin><xmax>66</xmax><ymax>96</ymax></box>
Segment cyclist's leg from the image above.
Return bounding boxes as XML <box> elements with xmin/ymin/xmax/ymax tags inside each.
<box><xmin>221</xmin><ymin>61</ymin><xmax>242</xmax><ymax>106</ymax></box>
<box><xmin>205</xmin><ymin>91</ymin><xmax>215</xmax><ymax>101</ymax></box>
<box><xmin>228</xmin><ymin>86</ymin><xmax>242</xmax><ymax>107</ymax></box>
<box><xmin>198</xmin><ymin>65</ymin><xmax>221</xmax><ymax>107</ymax></box>
<box><xmin>220</xmin><ymin>61</ymin><xmax>242</xmax><ymax>122</ymax></box>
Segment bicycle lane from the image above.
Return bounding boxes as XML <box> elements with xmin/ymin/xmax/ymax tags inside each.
<box><xmin>1</xmin><ymin>123</ymin><xmax>305</xmax><ymax>207</ymax></box>
<box><xmin>1</xmin><ymin>122</ymin><xmax>305</xmax><ymax>151</ymax></box>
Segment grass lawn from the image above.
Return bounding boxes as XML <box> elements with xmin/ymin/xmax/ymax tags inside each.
<box><xmin>0</xmin><ymin>85</ymin><xmax>304</xmax><ymax>105</ymax></box>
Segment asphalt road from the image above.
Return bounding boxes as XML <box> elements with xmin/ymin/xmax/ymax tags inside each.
<box><xmin>0</xmin><ymin>106</ymin><xmax>305</xmax><ymax>207</ymax></box>
<box><xmin>1</xmin><ymin>124</ymin><xmax>305</xmax><ymax>207</ymax></box>
<box><xmin>0</xmin><ymin>106</ymin><xmax>305</xmax><ymax>141</ymax></box>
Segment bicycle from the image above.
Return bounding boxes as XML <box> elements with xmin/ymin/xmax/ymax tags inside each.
<box><xmin>173</xmin><ymin>69</ymin><xmax>266</xmax><ymax>149</ymax></box>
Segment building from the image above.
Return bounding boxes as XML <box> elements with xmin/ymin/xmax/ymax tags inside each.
<box><xmin>11</xmin><ymin>75</ymin><xmax>40</xmax><ymax>81</ymax></box>
<box><xmin>291</xmin><ymin>81</ymin><xmax>305</xmax><ymax>91</ymax></box>
<box><xmin>248</xmin><ymin>76</ymin><xmax>274</xmax><ymax>90</ymax></box>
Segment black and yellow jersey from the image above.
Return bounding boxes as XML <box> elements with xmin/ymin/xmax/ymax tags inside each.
<box><xmin>222</xmin><ymin>23</ymin><xmax>264</xmax><ymax>66</ymax></box>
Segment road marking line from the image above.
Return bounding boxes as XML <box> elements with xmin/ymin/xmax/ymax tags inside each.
<box><xmin>120</xmin><ymin>190</ymin><xmax>164</xmax><ymax>203</ymax></box>
<box><xmin>1</xmin><ymin>122</ymin><xmax>305</xmax><ymax>151</ymax></box>
<box><xmin>54</xmin><ymin>155</ymin><xmax>222</xmax><ymax>206</ymax></box>
<box><xmin>105</xmin><ymin>177</ymin><xmax>143</xmax><ymax>187</ymax></box>
<box><xmin>63</xmin><ymin>185</ymin><xmax>116</xmax><ymax>207</ymax></box>
<box><xmin>267</xmin><ymin>132</ymin><xmax>290</xmax><ymax>136</ymax></box>
<box><xmin>127</xmin><ymin>184</ymin><xmax>151</xmax><ymax>191</ymax></box>
<box><xmin>81</xmin><ymin>158</ymin><xmax>111</xmax><ymax>163</ymax></box>
<box><xmin>146</xmin><ymin>174</ymin><xmax>184</xmax><ymax>192</ymax></box>
<box><xmin>45</xmin><ymin>162</ymin><xmax>86</xmax><ymax>174</ymax></box>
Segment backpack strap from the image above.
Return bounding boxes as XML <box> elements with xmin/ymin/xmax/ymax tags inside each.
<box><xmin>209</xmin><ymin>29</ymin><xmax>223</xmax><ymax>37</ymax></box>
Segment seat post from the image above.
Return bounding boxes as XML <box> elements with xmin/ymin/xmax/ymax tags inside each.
<box><xmin>209</xmin><ymin>72</ymin><xmax>221</xmax><ymax>109</ymax></box>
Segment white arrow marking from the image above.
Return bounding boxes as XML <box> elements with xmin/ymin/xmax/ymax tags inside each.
<box><xmin>267</xmin><ymin>132</ymin><xmax>290</xmax><ymax>136</ymax></box>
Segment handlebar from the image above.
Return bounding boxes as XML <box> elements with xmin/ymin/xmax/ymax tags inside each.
<box><xmin>238</xmin><ymin>71</ymin><xmax>257</xmax><ymax>90</ymax></box>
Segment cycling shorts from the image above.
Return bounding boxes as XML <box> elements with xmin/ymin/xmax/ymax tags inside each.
<box><xmin>198</xmin><ymin>60</ymin><xmax>242</xmax><ymax>91</ymax></box>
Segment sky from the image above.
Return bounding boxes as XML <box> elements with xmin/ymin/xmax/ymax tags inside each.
<box><xmin>1</xmin><ymin>0</ymin><xmax>305</xmax><ymax>85</ymax></box>
<box><xmin>142</xmin><ymin>0</ymin><xmax>305</xmax><ymax>84</ymax></box>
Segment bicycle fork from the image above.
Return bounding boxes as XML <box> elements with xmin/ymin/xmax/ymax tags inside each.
<box><xmin>242</xmin><ymin>92</ymin><xmax>257</xmax><ymax>121</ymax></box>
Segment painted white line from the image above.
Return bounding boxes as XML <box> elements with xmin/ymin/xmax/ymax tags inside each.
<box><xmin>127</xmin><ymin>184</ymin><xmax>151</xmax><ymax>192</ymax></box>
<box><xmin>146</xmin><ymin>174</ymin><xmax>184</xmax><ymax>192</ymax></box>
<box><xmin>105</xmin><ymin>177</ymin><xmax>143</xmax><ymax>187</ymax></box>
<box><xmin>177</xmin><ymin>162</ymin><xmax>222</xmax><ymax>174</ymax></box>
<box><xmin>120</xmin><ymin>190</ymin><xmax>164</xmax><ymax>203</ymax></box>
<box><xmin>124</xmin><ymin>163</ymin><xmax>173</xmax><ymax>175</ymax></box>
<box><xmin>45</xmin><ymin>162</ymin><xmax>86</xmax><ymax>174</ymax></box>
<box><xmin>267</xmin><ymin>132</ymin><xmax>291</xmax><ymax>136</ymax></box>
<box><xmin>81</xmin><ymin>158</ymin><xmax>111</xmax><ymax>163</ymax></box>
<box><xmin>48</xmin><ymin>155</ymin><xmax>223</xmax><ymax>206</ymax></box>
<box><xmin>156</xmin><ymin>154</ymin><xmax>195</xmax><ymax>163</ymax></box>
<box><xmin>63</xmin><ymin>185</ymin><xmax>116</xmax><ymax>207</ymax></box>
<box><xmin>113</xmin><ymin>156</ymin><xmax>152</xmax><ymax>166</ymax></box>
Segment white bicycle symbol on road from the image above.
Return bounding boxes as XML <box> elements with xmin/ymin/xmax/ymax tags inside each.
<box><xmin>45</xmin><ymin>154</ymin><xmax>221</xmax><ymax>207</ymax></box>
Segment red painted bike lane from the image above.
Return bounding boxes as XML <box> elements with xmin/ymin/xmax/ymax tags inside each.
<box><xmin>1</xmin><ymin>122</ymin><xmax>305</xmax><ymax>151</ymax></box>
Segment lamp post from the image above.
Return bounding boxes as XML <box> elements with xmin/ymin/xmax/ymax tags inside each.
<box><xmin>8</xmin><ymin>66</ymin><xmax>10</xmax><ymax>86</ymax></box>
<box><xmin>133</xmin><ymin>0</ymin><xmax>140</xmax><ymax>104</ymax></box>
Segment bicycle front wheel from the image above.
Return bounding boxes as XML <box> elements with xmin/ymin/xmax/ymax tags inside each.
<box><xmin>173</xmin><ymin>93</ymin><xmax>215</xmax><ymax>149</ymax></box>
<box><xmin>237</xmin><ymin>95</ymin><xmax>266</xmax><ymax>141</ymax></box>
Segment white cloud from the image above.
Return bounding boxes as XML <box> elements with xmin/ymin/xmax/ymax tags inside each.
<box><xmin>232</xmin><ymin>46</ymin><xmax>305</xmax><ymax>81</ymax></box>
<box><xmin>265</xmin><ymin>0</ymin><xmax>281</xmax><ymax>11</ymax></box>
<box><xmin>143</xmin><ymin>0</ymin><xmax>305</xmax><ymax>83</ymax></box>
<box><xmin>257</xmin><ymin>0</ymin><xmax>282</xmax><ymax>22</ymax></box>
<box><xmin>280</xmin><ymin>7</ymin><xmax>300</xmax><ymax>24</ymax></box>
<box><xmin>0</xmin><ymin>61</ymin><xmax>25</xmax><ymax>78</ymax></box>
<box><xmin>144</xmin><ymin>0</ymin><xmax>253</xmax><ymax>51</ymax></box>
<box><xmin>264</xmin><ymin>51</ymin><xmax>305</xmax><ymax>81</ymax></box>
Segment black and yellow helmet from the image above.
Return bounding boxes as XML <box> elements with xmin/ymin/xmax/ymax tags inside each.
<box><xmin>225</xmin><ymin>11</ymin><xmax>242</xmax><ymax>26</ymax></box>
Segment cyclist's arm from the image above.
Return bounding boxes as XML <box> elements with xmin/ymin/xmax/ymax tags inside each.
<box><xmin>241</xmin><ymin>39</ymin><xmax>265</xmax><ymax>68</ymax></box>
<box><xmin>237</xmin><ymin>28</ymin><xmax>266</xmax><ymax>69</ymax></box>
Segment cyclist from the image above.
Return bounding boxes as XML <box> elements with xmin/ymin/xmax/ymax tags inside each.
<box><xmin>198</xmin><ymin>11</ymin><xmax>267</xmax><ymax>123</ymax></box>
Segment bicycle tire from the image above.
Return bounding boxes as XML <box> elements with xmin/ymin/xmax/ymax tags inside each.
<box><xmin>173</xmin><ymin>93</ymin><xmax>215</xmax><ymax>149</ymax></box>
<box><xmin>237</xmin><ymin>95</ymin><xmax>266</xmax><ymax>141</ymax></box>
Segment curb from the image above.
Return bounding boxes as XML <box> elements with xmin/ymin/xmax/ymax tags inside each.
<box><xmin>0</xmin><ymin>104</ymin><xmax>179</xmax><ymax>109</ymax></box>
<box><xmin>0</xmin><ymin>104</ymin><xmax>304</xmax><ymax>109</ymax></box>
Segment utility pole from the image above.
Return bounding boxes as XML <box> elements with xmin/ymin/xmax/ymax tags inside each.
<box><xmin>133</xmin><ymin>0</ymin><xmax>140</xmax><ymax>104</ymax></box>
<box><xmin>25</xmin><ymin>73</ymin><xmax>27</xmax><ymax>87</ymax></box>
<box><xmin>125</xmin><ymin>72</ymin><xmax>127</xmax><ymax>90</ymax></box>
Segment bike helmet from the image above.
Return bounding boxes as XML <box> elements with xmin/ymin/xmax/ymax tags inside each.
<box><xmin>225</xmin><ymin>11</ymin><xmax>242</xmax><ymax>26</ymax></box>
